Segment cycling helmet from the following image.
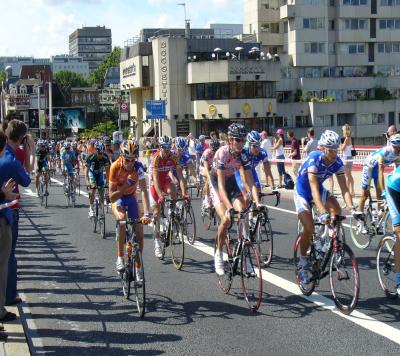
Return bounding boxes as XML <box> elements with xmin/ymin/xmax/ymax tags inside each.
<box><xmin>276</xmin><ymin>129</ymin><xmax>284</xmax><ymax>135</ymax></box>
<box><xmin>94</xmin><ymin>141</ymin><xmax>105</xmax><ymax>152</ymax></box>
<box><xmin>158</xmin><ymin>135</ymin><xmax>172</xmax><ymax>148</ymax></box>
<box><xmin>228</xmin><ymin>123</ymin><xmax>246</xmax><ymax>138</ymax></box>
<box><xmin>103</xmin><ymin>136</ymin><xmax>111</xmax><ymax>144</ymax></box>
<box><xmin>37</xmin><ymin>139</ymin><xmax>45</xmax><ymax>147</ymax></box>
<box><xmin>247</xmin><ymin>130</ymin><xmax>262</xmax><ymax>145</ymax></box>
<box><xmin>175</xmin><ymin>137</ymin><xmax>188</xmax><ymax>151</ymax></box>
<box><xmin>389</xmin><ymin>133</ymin><xmax>400</xmax><ymax>147</ymax></box>
<box><xmin>121</xmin><ymin>139</ymin><xmax>139</xmax><ymax>157</ymax></box>
<box><xmin>210</xmin><ymin>139</ymin><xmax>220</xmax><ymax>151</ymax></box>
<box><xmin>199</xmin><ymin>135</ymin><xmax>206</xmax><ymax>142</ymax></box>
<box><xmin>64</xmin><ymin>142</ymin><xmax>71</xmax><ymax>149</ymax></box>
<box><xmin>318</xmin><ymin>130</ymin><xmax>340</xmax><ymax>149</ymax></box>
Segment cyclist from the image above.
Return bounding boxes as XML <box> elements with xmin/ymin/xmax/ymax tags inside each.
<box><xmin>235</xmin><ymin>130</ymin><xmax>275</xmax><ymax>194</ymax></box>
<box><xmin>294</xmin><ymin>130</ymin><xmax>355</xmax><ymax>283</ymax></box>
<box><xmin>112</xmin><ymin>139</ymin><xmax>121</xmax><ymax>162</ymax></box>
<box><xmin>150</xmin><ymin>135</ymin><xmax>188</xmax><ymax>258</ymax></box>
<box><xmin>195</xmin><ymin>135</ymin><xmax>208</xmax><ymax>174</ymax></box>
<box><xmin>385</xmin><ymin>165</ymin><xmax>400</xmax><ymax>295</ymax></box>
<box><xmin>212</xmin><ymin>123</ymin><xmax>257</xmax><ymax>276</ymax></box>
<box><xmin>103</xmin><ymin>136</ymin><xmax>114</xmax><ymax>162</ymax></box>
<box><xmin>35</xmin><ymin>139</ymin><xmax>50</xmax><ymax>196</ymax></box>
<box><xmin>72</xmin><ymin>142</ymin><xmax>80</xmax><ymax>173</ymax></box>
<box><xmin>199</xmin><ymin>139</ymin><xmax>220</xmax><ymax>210</ymax></box>
<box><xmin>172</xmin><ymin>137</ymin><xmax>196</xmax><ymax>187</ymax></box>
<box><xmin>85</xmin><ymin>141</ymin><xmax>111</xmax><ymax>218</ymax></box>
<box><xmin>48</xmin><ymin>140</ymin><xmax>56</xmax><ymax>171</ymax></box>
<box><xmin>356</xmin><ymin>134</ymin><xmax>400</xmax><ymax>233</ymax></box>
<box><xmin>60</xmin><ymin>142</ymin><xmax>78</xmax><ymax>189</ymax></box>
<box><xmin>109</xmin><ymin>140</ymin><xmax>151</xmax><ymax>272</ymax></box>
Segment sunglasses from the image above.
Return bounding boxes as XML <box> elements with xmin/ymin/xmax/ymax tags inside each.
<box><xmin>233</xmin><ymin>138</ymin><xmax>243</xmax><ymax>143</ymax></box>
<box><xmin>251</xmin><ymin>144</ymin><xmax>260</xmax><ymax>148</ymax></box>
<box><xmin>123</xmin><ymin>157</ymin><xmax>135</xmax><ymax>163</ymax></box>
<box><xmin>326</xmin><ymin>148</ymin><xmax>338</xmax><ymax>153</ymax></box>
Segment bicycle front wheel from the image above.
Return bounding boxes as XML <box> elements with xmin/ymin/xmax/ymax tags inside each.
<box><xmin>215</xmin><ymin>238</ymin><xmax>233</xmax><ymax>294</ymax></box>
<box><xmin>133</xmin><ymin>251</ymin><xmax>146</xmax><ymax>318</ymax></box>
<box><xmin>329</xmin><ymin>243</ymin><xmax>359</xmax><ymax>315</ymax></box>
<box><xmin>170</xmin><ymin>220</ymin><xmax>184</xmax><ymax>270</ymax></box>
<box><xmin>184</xmin><ymin>205</ymin><xmax>196</xmax><ymax>245</ymax></box>
<box><xmin>255</xmin><ymin>217</ymin><xmax>273</xmax><ymax>267</ymax></box>
<box><xmin>377</xmin><ymin>234</ymin><xmax>398</xmax><ymax>299</ymax></box>
<box><xmin>93</xmin><ymin>200</ymin><xmax>98</xmax><ymax>233</ymax></box>
<box><xmin>349</xmin><ymin>212</ymin><xmax>373</xmax><ymax>249</ymax></box>
<box><xmin>44</xmin><ymin>183</ymin><xmax>48</xmax><ymax>208</ymax></box>
<box><xmin>240</xmin><ymin>240</ymin><xmax>262</xmax><ymax>311</ymax></box>
<box><xmin>293</xmin><ymin>234</ymin><xmax>316</xmax><ymax>296</ymax></box>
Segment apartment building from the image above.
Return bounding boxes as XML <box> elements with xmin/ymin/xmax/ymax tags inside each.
<box><xmin>244</xmin><ymin>0</ymin><xmax>400</xmax><ymax>144</ymax></box>
<box><xmin>69</xmin><ymin>26</ymin><xmax>112</xmax><ymax>72</ymax></box>
<box><xmin>51</xmin><ymin>55</ymin><xmax>90</xmax><ymax>79</ymax></box>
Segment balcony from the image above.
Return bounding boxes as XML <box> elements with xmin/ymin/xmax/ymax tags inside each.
<box><xmin>280</xmin><ymin>4</ymin><xmax>295</xmax><ymax>19</ymax></box>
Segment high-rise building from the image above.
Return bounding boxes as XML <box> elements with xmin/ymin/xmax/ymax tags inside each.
<box><xmin>51</xmin><ymin>55</ymin><xmax>90</xmax><ymax>79</ymax></box>
<box><xmin>69</xmin><ymin>26</ymin><xmax>112</xmax><ymax>72</ymax></box>
<box><xmin>244</xmin><ymin>0</ymin><xmax>400</xmax><ymax>144</ymax></box>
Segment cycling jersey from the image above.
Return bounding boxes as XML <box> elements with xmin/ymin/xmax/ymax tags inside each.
<box><xmin>173</xmin><ymin>150</ymin><xmax>193</xmax><ymax>168</ymax></box>
<box><xmin>61</xmin><ymin>150</ymin><xmax>76</xmax><ymax>176</ymax></box>
<box><xmin>295</xmin><ymin>150</ymin><xmax>344</xmax><ymax>203</ymax></box>
<box><xmin>387</xmin><ymin>165</ymin><xmax>400</xmax><ymax>192</ymax></box>
<box><xmin>212</xmin><ymin>145</ymin><xmax>251</xmax><ymax>178</ymax></box>
<box><xmin>86</xmin><ymin>153</ymin><xmax>110</xmax><ymax>175</ymax></box>
<box><xmin>109</xmin><ymin>157</ymin><xmax>145</xmax><ymax>196</ymax></box>
<box><xmin>150</xmin><ymin>149</ymin><xmax>180</xmax><ymax>186</ymax></box>
<box><xmin>36</xmin><ymin>148</ymin><xmax>49</xmax><ymax>172</ymax></box>
<box><xmin>200</xmin><ymin>148</ymin><xmax>215</xmax><ymax>176</ymax></box>
<box><xmin>364</xmin><ymin>146</ymin><xmax>400</xmax><ymax>168</ymax></box>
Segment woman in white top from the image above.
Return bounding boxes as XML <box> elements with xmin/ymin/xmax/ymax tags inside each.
<box><xmin>340</xmin><ymin>124</ymin><xmax>355</xmax><ymax>196</ymax></box>
<box><xmin>273</xmin><ymin>129</ymin><xmax>286</xmax><ymax>188</ymax></box>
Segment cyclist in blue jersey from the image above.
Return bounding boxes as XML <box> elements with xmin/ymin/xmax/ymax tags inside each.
<box><xmin>61</xmin><ymin>142</ymin><xmax>78</xmax><ymax>187</ymax></box>
<box><xmin>235</xmin><ymin>131</ymin><xmax>275</xmax><ymax>196</ymax></box>
<box><xmin>172</xmin><ymin>137</ymin><xmax>197</xmax><ymax>186</ymax></box>
<box><xmin>356</xmin><ymin>134</ymin><xmax>400</xmax><ymax>231</ymax></box>
<box><xmin>294</xmin><ymin>130</ymin><xmax>355</xmax><ymax>283</ymax></box>
<box><xmin>386</xmin><ymin>165</ymin><xmax>400</xmax><ymax>295</ymax></box>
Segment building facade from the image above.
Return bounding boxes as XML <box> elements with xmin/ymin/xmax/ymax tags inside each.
<box><xmin>243</xmin><ymin>0</ymin><xmax>400</xmax><ymax>144</ymax></box>
<box><xmin>69</xmin><ymin>26</ymin><xmax>112</xmax><ymax>72</ymax></box>
<box><xmin>120</xmin><ymin>32</ymin><xmax>279</xmax><ymax>139</ymax></box>
<box><xmin>0</xmin><ymin>57</ymin><xmax>51</xmax><ymax>76</ymax></box>
<box><xmin>51</xmin><ymin>55</ymin><xmax>90</xmax><ymax>79</ymax></box>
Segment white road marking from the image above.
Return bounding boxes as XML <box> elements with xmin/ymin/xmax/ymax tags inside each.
<box><xmin>50</xmin><ymin>177</ymin><xmax>89</xmax><ymax>197</ymax></box>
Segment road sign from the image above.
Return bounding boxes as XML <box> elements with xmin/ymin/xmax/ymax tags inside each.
<box><xmin>145</xmin><ymin>100</ymin><xmax>166</xmax><ymax>120</ymax></box>
<box><xmin>120</xmin><ymin>102</ymin><xmax>128</xmax><ymax>113</ymax></box>
<box><xmin>120</xmin><ymin>112</ymin><xmax>129</xmax><ymax>121</ymax></box>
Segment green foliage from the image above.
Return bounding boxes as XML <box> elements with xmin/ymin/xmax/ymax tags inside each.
<box><xmin>0</xmin><ymin>70</ymin><xmax>6</xmax><ymax>83</ymax></box>
<box><xmin>88</xmin><ymin>47</ymin><xmax>121</xmax><ymax>87</ymax></box>
<box><xmin>81</xmin><ymin>120</ymin><xmax>117</xmax><ymax>138</ymax></box>
<box><xmin>374</xmin><ymin>86</ymin><xmax>392</xmax><ymax>100</ymax></box>
<box><xmin>54</xmin><ymin>70</ymin><xmax>89</xmax><ymax>88</ymax></box>
<box><xmin>294</xmin><ymin>89</ymin><xmax>303</xmax><ymax>102</ymax></box>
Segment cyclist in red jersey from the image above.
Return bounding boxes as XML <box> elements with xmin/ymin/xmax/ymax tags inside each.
<box><xmin>150</xmin><ymin>135</ymin><xmax>188</xmax><ymax>258</ymax></box>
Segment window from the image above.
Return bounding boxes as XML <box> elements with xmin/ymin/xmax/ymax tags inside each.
<box><xmin>344</xmin><ymin>19</ymin><xmax>367</xmax><ymax>29</ymax></box>
<box><xmin>305</xmin><ymin>42</ymin><xmax>325</xmax><ymax>53</ymax></box>
<box><xmin>343</xmin><ymin>0</ymin><xmax>367</xmax><ymax>4</ymax></box>
<box><xmin>303</xmin><ymin>18</ymin><xmax>325</xmax><ymax>29</ymax></box>
<box><xmin>284</xmin><ymin>21</ymin><xmax>288</xmax><ymax>33</ymax></box>
<box><xmin>380</xmin><ymin>19</ymin><xmax>400</xmax><ymax>29</ymax></box>
<box><xmin>340</xmin><ymin>43</ymin><xmax>366</xmax><ymax>54</ymax></box>
<box><xmin>295</xmin><ymin>116</ymin><xmax>312</xmax><ymax>128</ymax></box>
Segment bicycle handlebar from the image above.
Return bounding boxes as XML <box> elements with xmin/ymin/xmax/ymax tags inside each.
<box><xmin>259</xmin><ymin>190</ymin><xmax>280</xmax><ymax>207</ymax></box>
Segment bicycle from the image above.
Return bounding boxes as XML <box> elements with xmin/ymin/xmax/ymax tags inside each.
<box><xmin>376</xmin><ymin>233</ymin><xmax>399</xmax><ymax>299</ymax></box>
<box><xmin>63</xmin><ymin>171</ymin><xmax>76</xmax><ymax>208</ymax></box>
<box><xmin>250</xmin><ymin>190</ymin><xmax>280</xmax><ymax>267</ymax></box>
<box><xmin>155</xmin><ymin>198</ymin><xmax>186</xmax><ymax>270</ymax></box>
<box><xmin>294</xmin><ymin>215</ymin><xmax>359</xmax><ymax>315</ymax></box>
<box><xmin>216</xmin><ymin>207</ymin><xmax>263</xmax><ymax>312</ymax></box>
<box><xmin>38</xmin><ymin>168</ymin><xmax>49</xmax><ymax>208</ymax></box>
<box><xmin>176</xmin><ymin>196</ymin><xmax>196</xmax><ymax>245</ymax></box>
<box><xmin>117</xmin><ymin>218</ymin><xmax>146</xmax><ymax>318</ymax></box>
<box><xmin>201</xmin><ymin>200</ymin><xmax>219</xmax><ymax>231</ymax></box>
<box><xmin>349</xmin><ymin>196</ymin><xmax>392</xmax><ymax>249</ymax></box>
<box><xmin>74</xmin><ymin>167</ymin><xmax>81</xmax><ymax>196</ymax></box>
<box><xmin>88</xmin><ymin>185</ymin><xmax>106</xmax><ymax>238</ymax></box>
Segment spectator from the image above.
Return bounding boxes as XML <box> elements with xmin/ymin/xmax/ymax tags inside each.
<box><xmin>340</xmin><ymin>124</ymin><xmax>355</xmax><ymax>197</ymax></box>
<box><xmin>261</xmin><ymin>130</ymin><xmax>273</xmax><ymax>158</ymax></box>
<box><xmin>187</xmin><ymin>132</ymin><xmax>197</xmax><ymax>160</ymax></box>
<box><xmin>0</xmin><ymin>122</ymin><xmax>31</xmax><ymax>323</ymax></box>
<box><xmin>302</xmin><ymin>128</ymin><xmax>318</xmax><ymax>157</ymax></box>
<box><xmin>209</xmin><ymin>131</ymin><xmax>217</xmax><ymax>140</ymax></box>
<box><xmin>386</xmin><ymin>125</ymin><xmax>398</xmax><ymax>146</ymax></box>
<box><xmin>287</xmin><ymin>130</ymin><xmax>301</xmax><ymax>177</ymax></box>
<box><xmin>4</xmin><ymin>120</ymin><xmax>31</xmax><ymax>305</ymax></box>
<box><xmin>273</xmin><ymin>129</ymin><xmax>286</xmax><ymax>188</ymax></box>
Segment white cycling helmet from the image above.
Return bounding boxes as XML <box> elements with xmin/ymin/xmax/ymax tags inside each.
<box><xmin>318</xmin><ymin>130</ymin><xmax>340</xmax><ymax>149</ymax></box>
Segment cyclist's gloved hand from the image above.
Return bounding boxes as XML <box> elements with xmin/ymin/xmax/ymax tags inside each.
<box><xmin>157</xmin><ymin>195</ymin><xmax>165</xmax><ymax>204</ymax></box>
<box><xmin>319</xmin><ymin>211</ymin><xmax>330</xmax><ymax>224</ymax></box>
<box><xmin>141</xmin><ymin>213</ymin><xmax>152</xmax><ymax>224</ymax></box>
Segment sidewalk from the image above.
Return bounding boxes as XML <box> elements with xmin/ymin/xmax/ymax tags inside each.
<box><xmin>0</xmin><ymin>305</ymin><xmax>30</xmax><ymax>356</ymax></box>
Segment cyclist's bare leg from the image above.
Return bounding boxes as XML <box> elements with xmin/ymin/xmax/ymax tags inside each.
<box><xmin>89</xmin><ymin>187</ymin><xmax>96</xmax><ymax>205</ymax></box>
<box><xmin>299</xmin><ymin>211</ymin><xmax>314</xmax><ymax>256</ymax></box>
<box><xmin>152</xmin><ymin>204</ymin><xmax>161</xmax><ymax>240</ymax></box>
<box><xmin>112</xmin><ymin>204</ymin><xmax>127</xmax><ymax>257</ymax></box>
<box><xmin>215</xmin><ymin>202</ymin><xmax>229</xmax><ymax>251</ymax></box>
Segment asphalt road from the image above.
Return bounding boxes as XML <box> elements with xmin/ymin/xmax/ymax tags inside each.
<box><xmin>16</xmin><ymin>173</ymin><xmax>400</xmax><ymax>355</ymax></box>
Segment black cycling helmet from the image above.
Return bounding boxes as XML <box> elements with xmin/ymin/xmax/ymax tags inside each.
<box><xmin>228</xmin><ymin>123</ymin><xmax>246</xmax><ymax>138</ymax></box>
<box><xmin>210</xmin><ymin>139</ymin><xmax>220</xmax><ymax>151</ymax></box>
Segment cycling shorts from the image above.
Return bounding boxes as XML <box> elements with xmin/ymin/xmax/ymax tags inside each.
<box><xmin>114</xmin><ymin>194</ymin><xmax>139</xmax><ymax>220</ymax></box>
<box><xmin>235</xmin><ymin>168</ymin><xmax>261</xmax><ymax>192</ymax></box>
<box><xmin>149</xmin><ymin>178</ymin><xmax>172</xmax><ymax>206</ymax></box>
<box><xmin>89</xmin><ymin>171</ymin><xmax>105</xmax><ymax>187</ymax></box>
<box><xmin>293</xmin><ymin>186</ymin><xmax>332</xmax><ymax>214</ymax></box>
<box><xmin>386</xmin><ymin>187</ymin><xmax>400</xmax><ymax>227</ymax></box>
<box><xmin>36</xmin><ymin>160</ymin><xmax>48</xmax><ymax>173</ymax></box>
<box><xmin>361</xmin><ymin>165</ymin><xmax>379</xmax><ymax>191</ymax></box>
<box><xmin>209</xmin><ymin>174</ymin><xmax>242</xmax><ymax>207</ymax></box>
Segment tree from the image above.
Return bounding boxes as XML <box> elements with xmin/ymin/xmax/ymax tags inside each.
<box><xmin>54</xmin><ymin>70</ymin><xmax>89</xmax><ymax>88</ymax></box>
<box><xmin>81</xmin><ymin>120</ymin><xmax>117</xmax><ymax>138</ymax></box>
<box><xmin>0</xmin><ymin>70</ymin><xmax>6</xmax><ymax>83</ymax></box>
<box><xmin>88</xmin><ymin>47</ymin><xmax>121</xmax><ymax>87</ymax></box>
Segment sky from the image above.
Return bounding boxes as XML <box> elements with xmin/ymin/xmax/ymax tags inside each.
<box><xmin>0</xmin><ymin>0</ymin><xmax>243</xmax><ymax>57</ymax></box>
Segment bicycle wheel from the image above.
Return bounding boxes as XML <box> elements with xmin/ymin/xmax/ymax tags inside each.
<box><xmin>100</xmin><ymin>203</ymin><xmax>106</xmax><ymax>238</ymax></box>
<box><xmin>44</xmin><ymin>182</ymin><xmax>48</xmax><ymax>208</ymax></box>
<box><xmin>255</xmin><ymin>216</ymin><xmax>273</xmax><ymax>267</ymax></box>
<box><xmin>133</xmin><ymin>251</ymin><xmax>146</xmax><ymax>318</ymax></box>
<box><xmin>293</xmin><ymin>234</ymin><xmax>316</xmax><ymax>296</ymax></box>
<box><xmin>382</xmin><ymin>213</ymin><xmax>395</xmax><ymax>252</ymax></box>
<box><xmin>93</xmin><ymin>200</ymin><xmax>98</xmax><ymax>233</ymax></box>
<box><xmin>39</xmin><ymin>181</ymin><xmax>44</xmax><ymax>207</ymax></box>
<box><xmin>170</xmin><ymin>220</ymin><xmax>184</xmax><ymax>270</ymax></box>
<box><xmin>240</xmin><ymin>240</ymin><xmax>262</xmax><ymax>311</ymax></box>
<box><xmin>121</xmin><ymin>264</ymin><xmax>131</xmax><ymax>300</ymax></box>
<box><xmin>202</xmin><ymin>206</ymin><xmax>212</xmax><ymax>231</ymax></box>
<box><xmin>349</xmin><ymin>210</ymin><xmax>373</xmax><ymax>249</ymax></box>
<box><xmin>329</xmin><ymin>243</ymin><xmax>359</xmax><ymax>315</ymax></box>
<box><xmin>215</xmin><ymin>237</ymin><xmax>233</xmax><ymax>294</ymax></box>
<box><xmin>377</xmin><ymin>234</ymin><xmax>398</xmax><ymax>299</ymax></box>
<box><xmin>184</xmin><ymin>204</ymin><xmax>196</xmax><ymax>245</ymax></box>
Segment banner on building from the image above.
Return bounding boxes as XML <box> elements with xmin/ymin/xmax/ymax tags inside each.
<box><xmin>54</xmin><ymin>108</ymin><xmax>86</xmax><ymax>129</ymax></box>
